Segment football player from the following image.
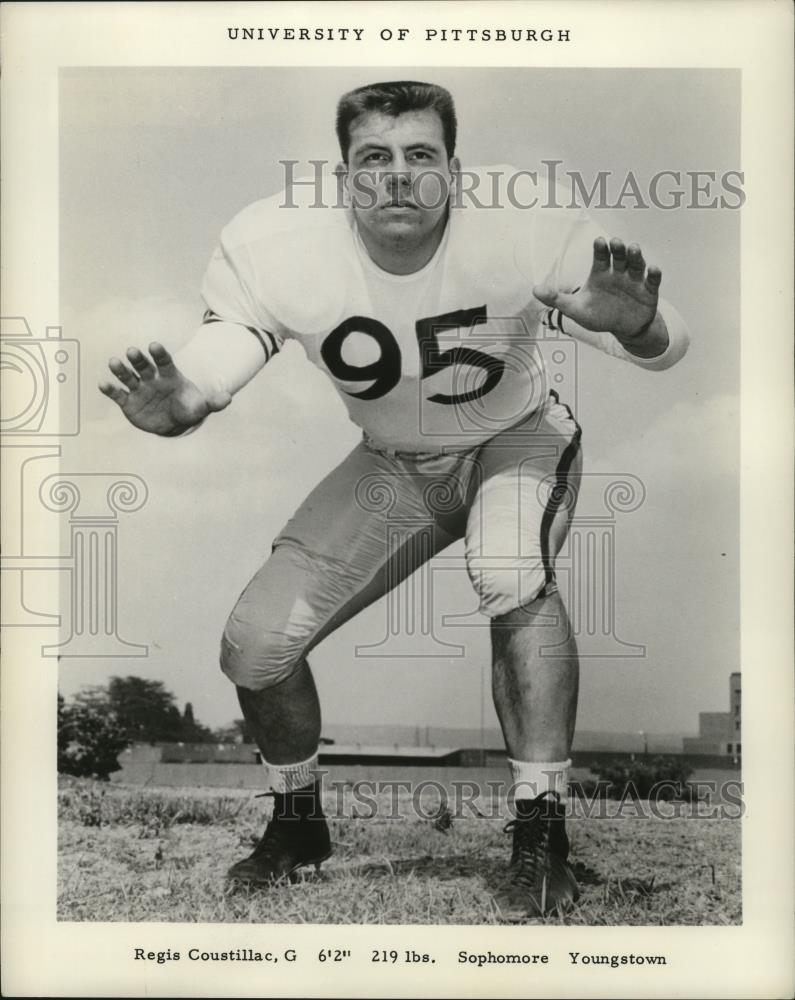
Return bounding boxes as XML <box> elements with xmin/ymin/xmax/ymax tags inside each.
<box><xmin>100</xmin><ymin>81</ymin><xmax>689</xmax><ymax>919</ymax></box>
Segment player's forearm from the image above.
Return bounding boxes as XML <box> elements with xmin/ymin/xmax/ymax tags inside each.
<box><xmin>555</xmin><ymin>298</ymin><xmax>690</xmax><ymax>373</ymax></box>
<box><xmin>174</xmin><ymin>321</ymin><xmax>268</xmax><ymax>400</ymax></box>
<box><xmin>615</xmin><ymin>299</ymin><xmax>690</xmax><ymax>371</ymax></box>
<box><xmin>612</xmin><ymin>310</ymin><xmax>670</xmax><ymax>360</ymax></box>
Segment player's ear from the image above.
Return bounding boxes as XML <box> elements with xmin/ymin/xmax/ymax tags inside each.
<box><xmin>448</xmin><ymin>156</ymin><xmax>461</xmax><ymax>204</ymax></box>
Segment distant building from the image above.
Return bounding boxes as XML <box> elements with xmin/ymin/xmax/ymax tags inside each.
<box><xmin>126</xmin><ymin>686</ymin><xmax>743</xmax><ymax>788</ymax></box>
<box><xmin>682</xmin><ymin>673</ymin><xmax>741</xmax><ymax>758</ymax></box>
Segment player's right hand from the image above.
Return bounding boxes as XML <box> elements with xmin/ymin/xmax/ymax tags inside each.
<box><xmin>98</xmin><ymin>342</ymin><xmax>231</xmax><ymax>436</ymax></box>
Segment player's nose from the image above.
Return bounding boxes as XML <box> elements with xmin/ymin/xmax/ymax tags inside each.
<box><xmin>384</xmin><ymin>167</ymin><xmax>412</xmax><ymax>194</ymax></box>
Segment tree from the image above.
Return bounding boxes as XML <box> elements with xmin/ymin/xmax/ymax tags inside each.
<box><xmin>58</xmin><ymin>692</ymin><xmax>130</xmax><ymax>780</ymax></box>
<box><xmin>59</xmin><ymin>677</ymin><xmax>216</xmax><ymax>781</ymax></box>
<box><xmin>106</xmin><ymin>675</ymin><xmax>184</xmax><ymax>743</ymax></box>
<box><xmin>180</xmin><ymin>701</ymin><xmax>215</xmax><ymax>743</ymax></box>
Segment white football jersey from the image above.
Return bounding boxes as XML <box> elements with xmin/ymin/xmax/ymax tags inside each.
<box><xmin>178</xmin><ymin>167</ymin><xmax>689</xmax><ymax>452</ymax></box>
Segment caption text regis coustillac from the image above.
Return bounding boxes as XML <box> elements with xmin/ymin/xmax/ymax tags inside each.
<box><xmin>132</xmin><ymin>947</ymin><xmax>668</xmax><ymax>968</ymax></box>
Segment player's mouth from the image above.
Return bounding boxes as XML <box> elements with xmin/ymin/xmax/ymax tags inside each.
<box><xmin>381</xmin><ymin>199</ymin><xmax>419</xmax><ymax>211</ymax></box>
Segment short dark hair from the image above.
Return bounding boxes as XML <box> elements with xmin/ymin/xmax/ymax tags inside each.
<box><xmin>336</xmin><ymin>81</ymin><xmax>457</xmax><ymax>162</ymax></box>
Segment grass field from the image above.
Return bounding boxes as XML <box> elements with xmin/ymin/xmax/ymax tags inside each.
<box><xmin>58</xmin><ymin>777</ymin><xmax>741</xmax><ymax>925</ymax></box>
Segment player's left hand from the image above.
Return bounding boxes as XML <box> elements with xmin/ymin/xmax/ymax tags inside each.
<box><xmin>533</xmin><ymin>237</ymin><xmax>660</xmax><ymax>341</ymax></box>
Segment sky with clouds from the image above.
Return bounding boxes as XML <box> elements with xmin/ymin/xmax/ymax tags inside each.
<box><xmin>56</xmin><ymin>67</ymin><xmax>740</xmax><ymax>736</ymax></box>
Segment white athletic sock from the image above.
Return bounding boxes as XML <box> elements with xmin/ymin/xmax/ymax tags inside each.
<box><xmin>261</xmin><ymin>751</ymin><xmax>319</xmax><ymax>794</ymax></box>
<box><xmin>508</xmin><ymin>757</ymin><xmax>571</xmax><ymax>803</ymax></box>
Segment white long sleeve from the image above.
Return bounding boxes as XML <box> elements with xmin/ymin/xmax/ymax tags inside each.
<box><xmin>174</xmin><ymin>321</ymin><xmax>269</xmax><ymax>400</ymax></box>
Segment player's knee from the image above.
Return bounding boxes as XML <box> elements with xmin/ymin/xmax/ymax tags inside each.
<box><xmin>467</xmin><ymin>558</ymin><xmax>551</xmax><ymax>618</ymax></box>
<box><xmin>219</xmin><ymin>612</ymin><xmax>305</xmax><ymax>691</ymax></box>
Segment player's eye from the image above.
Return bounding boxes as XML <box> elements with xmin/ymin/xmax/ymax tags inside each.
<box><xmin>364</xmin><ymin>152</ymin><xmax>388</xmax><ymax>163</ymax></box>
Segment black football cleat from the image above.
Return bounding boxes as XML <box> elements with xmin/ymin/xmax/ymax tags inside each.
<box><xmin>492</xmin><ymin>791</ymin><xmax>580</xmax><ymax>920</ymax></box>
<box><xmin>227</xmin><ymin>790</ymin><xmax>332</xmax><ymax>888</ymax></box>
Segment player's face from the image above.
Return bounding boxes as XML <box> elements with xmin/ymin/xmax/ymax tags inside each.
<box><xmin>344</xmin><ymin>110</ymin><xmax>457</xmax><ymax>249</ymax></box>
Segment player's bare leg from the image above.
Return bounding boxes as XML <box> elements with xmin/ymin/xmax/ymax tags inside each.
<box><xmin>236</xmin><ymin>659</ymin><xmax>321</xmax><ymax>764</ymax></box>
<box><xmin>491</xmin><ymin>592</ymin><xmax>578</xmax><ymax>762</ymax></box>
<box><xmin>228</xmin><ymin>658</ymin><xmax>328</xmax><ymax>887</ymax></box>
<box><xmin>490</xmin><ymin>594</ymin><xmax>581</xmax><ymax>920</ymax></box>
<box><xmin>229</xmin><ymin>662</ymin><xmax>330</xmax><ymax>887</ymax></box>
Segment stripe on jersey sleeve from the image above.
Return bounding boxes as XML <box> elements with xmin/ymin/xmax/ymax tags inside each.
<box><xmin>202</xmin><ymin>308</ymin><xmax>280</xmax><ymax>360</ymax></box>
<box><xmin>540</xmin><ymin>288</ymin><xmax>581</xmax><ymax>337</ymax></box>
<box><xmin>541</xmin><ymin>307</ymin><xmax>568</xmax><ymax>334</ymax></box>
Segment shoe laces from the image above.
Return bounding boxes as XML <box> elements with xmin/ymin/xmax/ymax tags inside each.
<box><xmin>249</xmin><ymin>812</ymin><xmax>294</xmax><ymax>860</ymax></box>
<box><xmin>503</xmin><ymin>792</ymin><xmax>561</xmax><ymax>890</ymax></box>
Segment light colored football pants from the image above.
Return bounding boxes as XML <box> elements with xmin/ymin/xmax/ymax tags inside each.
<box><xmin>221</xmin><ymin>393</ymin><xmax>582</xmax><ymax>690</ymax></box>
